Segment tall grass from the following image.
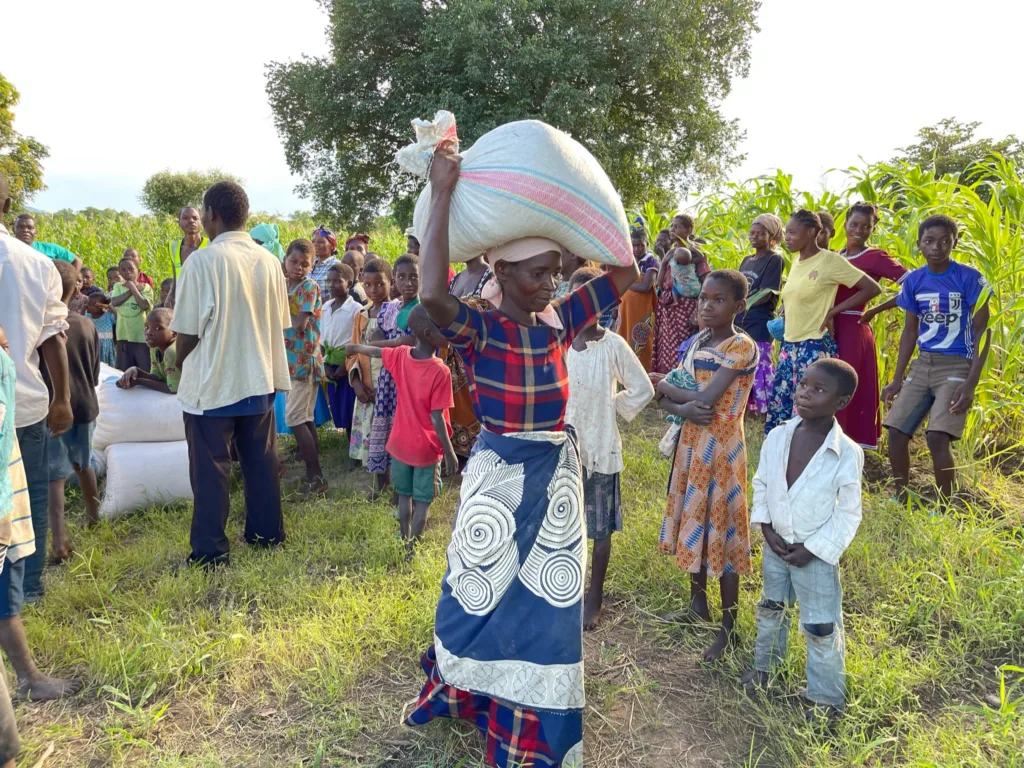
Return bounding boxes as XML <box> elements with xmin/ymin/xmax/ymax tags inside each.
<box><xmin>638</xmin><ymin>160</ymin><xmax>1024</xmax><ymax>453</ymax></box>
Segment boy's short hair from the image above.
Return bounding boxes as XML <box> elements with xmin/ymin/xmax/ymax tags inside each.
<box><xmin>148</xmin><ymin>307</ymin><xmax>174</xmax><ymax>325</ymax></box>
<box><xmin>80</xmin><ymin>266</ymin><xmax>94</xmax><ymax>276</ymax></box>
<box><xmin>406</xmin><ymin>303</ymin><xmax>439</xmax><ymax>342</ymax></box>
<box><xmin>286</xmin><ymin>238</ymin><xmax>315</xmax><ymax>259</ymax></box>
<box><xmin>816</xmin><ymin>211</ymin><xmax>836</xmax><ymax>233</ymax></box>
<box><xmin>705</xmin><ymin>268</ymin><xmax>748</xmax><ymax>300</ymax></box>
<box><xmin>394</xmin><ymin>253</ymin><xmax>419</xmax><ymax>271</ymax></box>
<box><xmin>89</xmin><ymin>291</ymin><xmax>110</xmax><ymax>304</ymax></box>
<box><xmin>53</xmin><ymin>260</ymin><xmax>80</xmax><ymax>301</ymax></box>
<box><xmin>329</xmin><ymin>262</ymin><xmax>355</xmax><ymax>283</ymax></box>
<box><xmin>203</xmin><ymin>181</ymin><xmax>249</xmax><ymax>229</ymax></box>
<box><xmin>106</xmin><ymin>265</ymin><xmax>120</xmax><ymax>275</ymax></box>
<box><xmin>342</xmin><ymin>249</ymin><xmax>364</xmax><ymax>267</ymax></box>
<box><xmin>362</xmin><ymin>258</ymin><xmax>392</xmax><ymax>280</ymax></box>
<box><xmin>791</xmin><ymin>209</ymin><xmax>822</xmax><ymax>233</ymax></box>
<box><xmin>568</xmin><ymin>265</ymin><xmax>603</xmax><ymax>291</ymax></box>
<box><xmin>918</xmin><ymin>214</ymin><xmax>958</xmax><ymax>240</ymax></box>
<box><xmin>118</xmin><ymin>257</ymin><xmax>136</xmax><ymax>269</ymax></box>
<box><xmin>160</xmin><ymin>277</ymin><xmax>174</xmax><ymax>289</ymax></box>
<box><xmin>673</xmin><ymin>213</ymin><xmax>695</xmax><ymax>230</ymax></box>
<box><xmin>809</xmin><ymin>358</ymin><xmax>858</xmax><ymax>398</ymax></box>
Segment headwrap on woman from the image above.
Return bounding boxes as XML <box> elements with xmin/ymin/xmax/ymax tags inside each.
<box><xmin>345</xmin><ymin>233</ymin><xmax>371</xmax><ymax>250</ymax></box>
<box><xmin>313</xmin><ymin>225</ymin><xmax>339</xmax><ymax>254</ymax></box>
<box><xmin>249</xmin><ymin>222</ymin><xmax>286</xmax><ymax>261</ymax></box>
<box><xmin>752</xmin><ymin>213</ymin><xmax>785</xmax><ymax>247</ymax></box>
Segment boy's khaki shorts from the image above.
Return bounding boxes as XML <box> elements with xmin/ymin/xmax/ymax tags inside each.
<box><xmin>882</xmin><ymin>352</ymin><xmax>973</xmax><ymax>440</ymax></box>
<box><xmin>285</xmin><ymin>378</ymin><xmax>319</xmax><ymax>428</ymax></box>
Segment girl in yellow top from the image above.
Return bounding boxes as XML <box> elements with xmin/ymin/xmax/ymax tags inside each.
<box><xmin>764</xmin><ymin>210</ymin><xmax>880</xmax><ymax>434</ymax></box>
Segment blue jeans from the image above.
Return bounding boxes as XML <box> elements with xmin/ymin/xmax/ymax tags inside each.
<box><xmin>754</xmin><ymin>546</ymin><xmax>847</xmax><ymax>708</ymax></box>
<box><xmin>15</xmin><ymin>420</ymin><xmax>49</xmax><ymax>602</ymax></box>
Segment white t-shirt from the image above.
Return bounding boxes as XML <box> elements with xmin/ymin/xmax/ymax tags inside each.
<box><xmin>0</xmin><ymin>225</ymin><xmax>69</xmax><ymax>428</ymax></box>
<box><xmin>322</xmin><ymin>295</ymin><xmax>362</xmax><ymax>348</ymax></box>
<box><xmin>170</xmin><ymin>231</ymin><xmax>292</xmax><ymax>411</ymax></box>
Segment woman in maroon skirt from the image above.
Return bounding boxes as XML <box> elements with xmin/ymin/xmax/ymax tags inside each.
<box><xmin>833</xmin><ymin>201</ymin><xmax>908</xmax><ymax>449</ymax></box>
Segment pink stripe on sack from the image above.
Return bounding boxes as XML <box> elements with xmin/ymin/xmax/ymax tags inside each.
<box><xmin>461</xmin><ymin>169</ymin><xmax>631</xmax><ymax>264</ymax></box>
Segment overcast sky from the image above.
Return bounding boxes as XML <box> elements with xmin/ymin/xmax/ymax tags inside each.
<box><xmin>4</xmin><ymin>0</ymin><xmax>1022</xmax><ymax>215</ymax></box>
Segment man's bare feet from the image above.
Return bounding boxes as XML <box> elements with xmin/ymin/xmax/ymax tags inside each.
<box><xmin>17</xmin><ymin>674</ymin><xmax>83</xmax><ymax>702</ymax></box>
<box><xmin>583</xmin><ymin>595</ymin><xmax>603</xmax><ymax>631</ymax></box>
<box><xmin>700</xmin><ymin>626</ymin><xmax>735</xmax><ymax>663</ymax></box>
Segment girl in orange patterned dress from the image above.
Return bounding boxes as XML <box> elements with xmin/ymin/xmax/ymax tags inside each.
<box><xmin>655</xmin><ymin>269</ymin><xmax>758</xmax><ymax>662</ymax></box>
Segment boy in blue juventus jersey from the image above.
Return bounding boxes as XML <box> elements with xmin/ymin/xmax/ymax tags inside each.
<box><xmin>881</xmin><ymin>215</ymin><xmax>992</xmax><ymax>502</ymax></box>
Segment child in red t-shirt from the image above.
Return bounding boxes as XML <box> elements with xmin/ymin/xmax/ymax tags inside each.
<box><xmin>348</xmin><ymin>304</ymin><xmax>457</xmax><ymax>555</ymax></box>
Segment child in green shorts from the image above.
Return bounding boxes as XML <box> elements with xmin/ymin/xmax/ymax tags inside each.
<box><xmin>347</xmin><ymin>304</ymin><xmax>457</xmax><ymax>556</ymax></box>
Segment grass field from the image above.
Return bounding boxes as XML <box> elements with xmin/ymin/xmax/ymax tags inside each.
<box><xmin>12</xmin><ymin>409</ymin><xmax>1024</xmax><ymax>767</ymax></box>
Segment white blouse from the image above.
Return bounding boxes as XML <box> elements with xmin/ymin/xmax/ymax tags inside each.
<box><xmin>565</xmin><ymin>331</ymin><xmax>655</xmax><ymax>475</ymax></box>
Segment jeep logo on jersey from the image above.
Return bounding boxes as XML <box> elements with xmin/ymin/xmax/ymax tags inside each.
<box><xmin>922</xmin><ymin>292</ymin><xmax>961</xmax><ymax>326</ymax></box>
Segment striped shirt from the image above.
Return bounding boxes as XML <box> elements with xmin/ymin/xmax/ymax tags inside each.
<box><xmin>443</xmin><ymin>274</ymin><xmax>620</xmax><ymax>433</ymax></box>
<box><xmin>0</xmin><ymin>350</ymin><xmax>36</xmax><ymax>564</ymax></box>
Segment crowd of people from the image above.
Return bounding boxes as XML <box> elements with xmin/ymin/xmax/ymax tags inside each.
<box><xmin>0</xmin><ymin>145</ymin><xmax>994</xmax><ymax>767</ymax></box>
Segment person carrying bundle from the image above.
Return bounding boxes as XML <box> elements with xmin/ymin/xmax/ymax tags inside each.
<box><xmin>403</xmin><ymin>121</ymin><xmax>639</xmax><ymax>767</ymax></box>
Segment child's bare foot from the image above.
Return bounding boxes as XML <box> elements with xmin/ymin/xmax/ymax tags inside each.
<box><xmin>660</xmin><ymin>600</ymin><xmax>711</xmax><ymax>625</ymax></box>
<box><xmin>700</xmin><ymin>626</ymin><xmax>734</xmax><ymax>663</ymax></box>
<box><xmin>18</xmin><ymin>674</ymin><xmax>83</xmax><ymax>701</ymax></box>
<box><xmin>583</xmin><ymin>596</ymin><xmax>603</xmax><ymax>631</ymax></box>
<box><xmin>741</xmin><ymin>668</ymin><xmax>769</xmax><ymax>696</ymax></box>
<box><xmin>300</xmin><ymin>476</ymin><xmax>328</xmax><ymax>497</ymax></box>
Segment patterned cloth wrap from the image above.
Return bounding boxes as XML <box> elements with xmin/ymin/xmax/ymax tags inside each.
<box><xmin>407</xmin><ymin>427</ymin><xmax>587</xmax><ymax>767</ymax></box>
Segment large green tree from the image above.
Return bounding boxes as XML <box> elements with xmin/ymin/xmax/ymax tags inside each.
<box><xmin>267</xmin><ymin>0</ymin><xmax>759</xmax><ymax>226</ymax></box>
<box><xmin>894</xmin><ymin>118</ymin><xmax>1024</xmax><ymax>183</ymax></box>
<box><xmin>0</xmin><ymin>74</ymin><xmax>49</xmax><ymax>214</ymax></box>
<box><xmin>139</xmin><ymin>169</ymin><xmax>244</xmax><ymax>217</ymax></box>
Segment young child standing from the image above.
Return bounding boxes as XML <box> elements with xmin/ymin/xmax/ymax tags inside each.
<box><xmin>86</xmin><ymin>293</ymin><xmax>117</xmax><ymax>368</ymax></box>
<box><xmin>111</xmin><ymin>257</ymin><xmax>153</xmax><ymax>372</ymax></box>
<box><xmin>123</xmin><ymin>247</ymin><xmax>154</xmax><ymax>288</ymax></box>
<box><xmin>347</xmin><ymin>259</ymin><xmax>391</xmax><ymax>468</ymax></box>
<box><xmin>283</xmin><ymin>239</ymin><xmax>327</xmax><ymax>494</ymax></box>
<box><xmin>116</xmin><ymin>308</ymin><xmax>179</xmax><ymax>394</ymax></box>
<box><xmin>882</xmin><ymin>215</ymin><xmax>992</xmax><ymax>501</ymax></box>
<box><xmin>616</xmin><ymin>228</ymin><xmax>659</xmax><ymax>371</ymax></box>
<box><xmin>155</xmin><ymin>278</ymin><xmax>174</xmax><ymax>309</ymax></box>
<box><xmin>366</xmin><ymin>255</ymin><xmax>420</xmax><ymax>488</ymax></box>
<box><xmin>342</xmin><ymin>249</ymin><xmax>368</xmax><ymax>305</ymax></box>
<box><xmin>744</xmin><ymin>358</ymin><xmax>863</xmax><ymax>721</ymax></box>
<box><xmin>322</xmin><ymin>263</ymin><xmax>362</xmax><ymax>435</ymax></box>
<box><xmin>656</xmin><ymin>269</ymin><xmax>758</xmax><ymax>662</ymax></box>
<box><xmin>347</xmin><ymin>305</ymin><xmax>457</xmax><ymax>554</ymax></box>
<box><xmin>47</xmin><ymin>262</ymin><xmax>101</xmax><ymax>559</ymax></box>
<box><xmin>565</xmin><ymin>266</ymin><xmax>655</xmax><ymax>629</ymax></box>
<box><xmin>106</xmin><ymin>265</ymin><xmax>122</xmax><ymax>293</ymax></box>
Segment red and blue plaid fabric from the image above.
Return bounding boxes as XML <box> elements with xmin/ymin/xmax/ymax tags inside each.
<box><xmin>407</xmin><ymin>646</ymin><xmax>560</xmax><ymax>767</ymax></box>
<box><xmin>443</xmin><ymin>274</ymin><xmax>620</xmax><ymax>433</ymax></box>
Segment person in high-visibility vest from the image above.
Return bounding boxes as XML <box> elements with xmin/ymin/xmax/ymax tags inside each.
<box><xmin>162</xmin><ymin>206</ymin><xmax>207</xmax><ymax>308</ymax></box>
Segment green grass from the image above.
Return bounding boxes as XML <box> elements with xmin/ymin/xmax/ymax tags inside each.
<box><xmin>13</xmin><ymin>411</ymin><xmax>1024</xmax><ymax>766</ymax></box>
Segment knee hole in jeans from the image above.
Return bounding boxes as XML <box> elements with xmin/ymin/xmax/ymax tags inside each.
<box><xmin>802</xmin><ymin>622</ymin><xmax>834</xmax><ymax>638</ymax></box>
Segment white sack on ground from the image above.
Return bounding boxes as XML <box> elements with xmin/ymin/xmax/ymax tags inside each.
<box><xmin>396</xmin><ymin>110</ymin><xmax>634</xmax><ymax>267</ymax></box>
<box><xmin>93</xmin><ymin>366</ymin><xmax>185</xmax><ymax>450</ymax></box>
<box><xmin>99</xmin><ymin>441</ymin><xmax>192</xmax><ymax>520</ymax></box>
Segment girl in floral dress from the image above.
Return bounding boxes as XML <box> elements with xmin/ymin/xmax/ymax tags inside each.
<box><xmin>657</xmin><ymin>269</ymin><xmax>759</xmax><ymax>663</ymax></box>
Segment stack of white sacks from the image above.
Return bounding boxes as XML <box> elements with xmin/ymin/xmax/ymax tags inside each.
<box><xmin>91</xmin><ymin>363</ymin><xmax>192</xmax><ymax>519</ymax></box>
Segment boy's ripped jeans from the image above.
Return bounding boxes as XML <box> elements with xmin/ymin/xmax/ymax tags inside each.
<box><xmin>754</xmin><ymin>546</ymin><xmax>847</xmax><ymax>708</ymax></box>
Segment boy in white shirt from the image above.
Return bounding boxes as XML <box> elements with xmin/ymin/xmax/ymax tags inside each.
<box><xmin>322</xmin><ymin>263</ymin><xmax>363</xmax><ymax>436</ymax></box>
<box><xmin>564</xmin><ymin>266</ymin><xmax>655</xmax><ymax>630</ymax></box>
<box><xmin>743</xmin><ymin>358</ymin><xmax>863</xmax><ymax>721</ymax></box>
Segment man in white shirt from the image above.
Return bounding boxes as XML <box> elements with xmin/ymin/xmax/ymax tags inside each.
<box><xmin>744</xmin><ymin>359</ymin><xmax>864</xmax><ymax>719</ymax></box>
<box><xmin>0</xmin><ymin>172</ymin><xmax>82</xmax><ymax>707</ymax></box>
<box><xmin>0</xmin><ymin>173</ymin><xmax>75</xmax><ymax>603</ymax></box>
<box><xmin>170</xmin><ymin>181</ymin><xmax>291</xmax><ymax>566</ymax></box>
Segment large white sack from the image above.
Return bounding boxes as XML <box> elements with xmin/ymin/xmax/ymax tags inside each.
<box><xmin>93</xmin><ymin>367</ymin><xmax>185</xmax><ymax>451</ymax></box>
<box><xmin>397</xmin><ymin>111</ymin><xmax>633</xmax><ymax>267</ymax></box>
<box><xmin>99</xmin><ymin>441</ymin><xmax>192</xmax><ymax>520</ymax></box>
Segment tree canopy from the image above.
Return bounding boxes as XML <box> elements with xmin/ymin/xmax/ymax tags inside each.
<box><xmin>266</xmin><ymin>0</ymin><xmax>759</xmax><ymax>227</ymax></box>
<box><xmin>0</xmin><ymin>73</ymin><xmax>49</xmax><ymax>214</ymax></box>
<box><xmin>893</xmin><ymin>118</ymin><xmax>1024</xmax><ymax>184</ymax></box>
<box><xmin>139</xmin><ymin>169</ymin><xmax>244</xmax><ymax>217</ymax></box>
